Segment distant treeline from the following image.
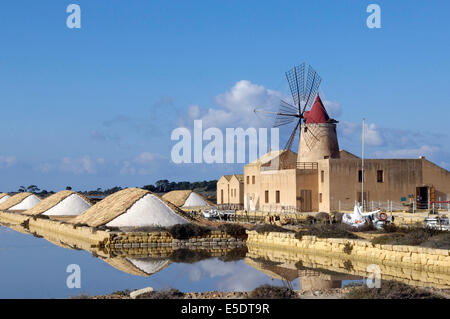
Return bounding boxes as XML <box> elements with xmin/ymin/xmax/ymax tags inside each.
<box><xmin>142</xmin><ymin>179</ymin><xmax>217</xmax><ymax>193</ymax></box>
<box><xmin>14</xmin><ymin>180</ymin><xmax>217</xmax><ymax>197</ymax></box>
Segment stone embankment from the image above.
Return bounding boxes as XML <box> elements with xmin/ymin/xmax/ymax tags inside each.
<box><xmin>106</xmin><ymin>230</ymin><xmax>246</xmax><ymax>249</ymax></box>
<box><xmin>246</xmin><ymin>231</ymin><xmax>450</xmax><ymax>271</ymax></box>
<box><xmin>246</xmin><ymin>230</ymin><xmax>450</xmax><ymax>288</ymax></box>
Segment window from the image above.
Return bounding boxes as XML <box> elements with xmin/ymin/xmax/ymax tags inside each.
<box><xmin>252</xmin><ymin>176</ymin><xmax>255</xmax><ymax>184</ymax></box>
<box><xmin>319</xmin><ymin>193</ymin><xmax>322</xmax><ymax>203</ymax></box>
<box><xmin>246</xmin><ymin>176</ymin><xmax>249</xmax><ymax>184</ymax></box>
<box><xmin>321</xmin><ymin>170</ymin><xmax>324</xmax><ymax>183</ymax></box>
<box><xmin>265</xmin><ymin>190</ymin><xmax>269</xmax><ymax>203</ymax></box>
<box><xmin>377</xmin><ymin>170</ymin><xmax>383</xmax><ymax>183</ymax></box>
<box><xmin>358</xmin><ymin>170</ymin><xmax>363</xmax><ymax>183</ymax></box>
<box><xmin>276</xmin><ymin>191</ymin><xmax>280</xmax><ymax>203</ymax></box>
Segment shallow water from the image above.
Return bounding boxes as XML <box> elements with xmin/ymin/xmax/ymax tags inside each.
<box><xmin>0</xmin><ymin>225</ymin><xmax>360</xmax><ymax>298</ymax></box>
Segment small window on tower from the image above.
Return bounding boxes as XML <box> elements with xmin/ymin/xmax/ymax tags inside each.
<box><xmin>377</xmin><ymin>170</ymin><xmax>384</xmax><ymax>183</ymax></box>
<box><xmin>265</xmin><ymin>190</ymin><xmax>269</xmax><ymax>203</ymax></box>
<box><xmin>252</xmin><ymin>176</ymin><xmax>255</xmax><ymax>184</ymax></box>
<box><xmin>319</xmin><ymin>193</ymin><xmax>323</xmax><ymax>203</ymax></box>
<box><xmin>276</xmin><ymin>191</ymin><xmax>280</xmax><ymax>203</ymax></box>
<box><xmin>321</xmin><ymin>170</ymin><xmax>324</xmax><ymax>183</ymax></box>
<box><xmin>246</xmin><ymin>176</ymin><xmax>249</xmax><ymax>184</ymax></box>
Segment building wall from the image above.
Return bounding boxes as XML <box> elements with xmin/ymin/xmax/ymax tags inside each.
<box><xmin>296</xmin><ymin>169</ymin><xmax>319</xmax><ymax>212</ymax></box>
<box><xmin>236</xmin><ymin>151</ymin><xmax>450</xmax><ymax>213</ymax></box>
<box><xmin>258</xmin><ymin>169</ymin><xmax>298</xmax><ymax>211</ymax></box>
<box><xmin>244</xmin><ymin>164</ymin><xmax>261</xmax><ymax>211</ymax></box>
<box><xmin>422</xmin><ymin>159</ymin><xmax>450</xmax><ymax>201</ymax></box>
<box><xmin>328</xmin><ymin>158</ymin><xmax>424</xmax><ymax>211</ymax></box>
<box><xmin>317</xmin><ymin>159</ymin><xmax>330</xmax><ymax>212</ymax></box>
<box><xmin>216</xmin><ymin>176</ymin><xmax>230</xmax><ymax>204</ymax></box>
<box><xmin>229</xmin><ymin>176</ymin><xmax>244</xmax><ymax>205</ymax></box>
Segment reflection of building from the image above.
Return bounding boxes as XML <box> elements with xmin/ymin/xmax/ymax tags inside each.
<box><xmin>220</xmin><ymin>97</ymin><xmax>450</xmax><ymax>213</ymax></box>
<box><xmin>244</xmin><ymin>257</ymin><xmax>359</xmax><ymax>291</ymax></box>
<box><xmin>216</xmin><ymin>174</ymin><xmax>244</xmax><ymax>208</ymax></box>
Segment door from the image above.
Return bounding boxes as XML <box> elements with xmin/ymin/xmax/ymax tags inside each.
<box><xmin>416</xmin><ymin>187</ymin><xmax>429</xmax><ymax>209</ymax></box>
<box><xmin>300</xmin><ymin>189</ymin><xmax>312</xmax><ymax>212</ymax></box>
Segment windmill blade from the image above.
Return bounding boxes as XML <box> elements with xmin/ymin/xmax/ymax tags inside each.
<box><xmin>279</xmin><ymin>99</ymin><xmax>299</xmax><ymax>115</ymax></box>
<box><xmin>302</xmin><ymin>65</ymin><xmax>322</xmax><ymax>115</ymax></box>
<box><xmin>285</xmin><ymin>63</ymin><xmax>305</xmax><ymax>108</ymax></box>
<box><xmin>284</xmin><ymin>120</ymin><xmax>300</xmax><ymax>151</ymax></box>
<box><xmin>274</xmin><ymin>113</ymin><xmax>296</xmax><ymax>127</ymax></box>
<box><xmin>273</xmin><ymin>99</ymin><xmax>301</xmax><ymax>127</ymax></box>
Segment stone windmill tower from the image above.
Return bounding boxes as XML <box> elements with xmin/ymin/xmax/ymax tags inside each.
<box><xmin>255</xmin><ymin>63</ymin><xmax>340</xmax><ymax>162</ymax></box>
<box><xmin>298</xmin><ymin>94</ymin><xmax>339</xmax><ymax>162</ymax></box>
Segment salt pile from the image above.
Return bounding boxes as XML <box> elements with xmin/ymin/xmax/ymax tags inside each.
<box><xmin>9</xmin><ymin>195</ymin><xmax>41</xmax><ymax>210</ymax></box>
<box><xmin>43</xmin><ymin>194</ymin><xmax>92</xmax><ymax>216</ymax></box>
<box><xmin>0</xmin><ymin>195</ymin><xmax>11</xmax><ymax>204</ymax></box>
<box><xmin>182</xmin><ymin>192</ymin><xmax>211</xmax><ymax>207</ymax></box>
<box><xmin>106</xmin><ymin>193</ymin><xmax>189</xmax><ymax>227</ymax></box>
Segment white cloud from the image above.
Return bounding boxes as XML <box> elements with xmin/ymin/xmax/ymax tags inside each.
<box><xmin>339</xmin><ymin>121</ymin><xmax>384</xmax><ymax>146</ymax></box>
<box><xmin>120</xmin><ymin>152</ymin><xmax>166</xmax><ymax>175</ymax></box>
<box><xmin>59</xmin><ymin>156</ymin><xmax>104</xmax><ymax>174</ymax></box>
<box><xmin>364</xmin><ymin>123</ymin><xmax>383</xmax><ymax>146</ymax></box>
<box><xmin>373</xmin><ymin>145</ymin><xmax>440</xmax><ymax>158</ymax></box>
<box><xmin>0</xmin><ymin>156</ymin><xmax>16</xmax><ymax>168</ymax></box>
<box><xmin>186</xmin><ymin>80</ymin><xmax>282</xmax><ymax>129</ymax></box>
<box><xmin>323</xmin><ymin>100</ymin><xmax>342</xmax><ymax>118</ymax></box>
<box><xmin>134</xmin><ymin>152</ymin><xmax>164</xmax><ymax>164</ymax></box>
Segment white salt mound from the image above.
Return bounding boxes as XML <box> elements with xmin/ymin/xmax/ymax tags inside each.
<box><xmin>0</xmin><ymin>195</ymin><xmax>11</xmax><ymax>204</ymax></box>
<box><xmin>106</xmin><ymin>194</ymin><xmax>189</xmax><ymax>227</ymax></box>
<box><xmin>182</xmin><ymin>192</ymin><xmax>210</xmax><ymax>207</ymax></box>
<box><xmin>9</xmin><ymin>195</ymin><xmax>41</xmax><ymax>210</ymax></box>
<box><xmin>127</xmin><ymin>258</ymin><xmax>170</xmax><ymax>276</ymax></box>
<box><xmin>43</xmin><ymin>194</ymin><xmax>92</xmax><ymax>216</ymax></box>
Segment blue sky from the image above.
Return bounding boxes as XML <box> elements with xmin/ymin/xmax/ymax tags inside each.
<box><xmin>0</xmin><ymin>1</ymin><xmax>449</xmax><ymax>191</ymax></box>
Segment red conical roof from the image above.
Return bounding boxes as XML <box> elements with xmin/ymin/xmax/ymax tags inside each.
<box><xmin>303</xmin><ymin>95</ymin><xmax>330</xmax><ymax>124</ymax></box>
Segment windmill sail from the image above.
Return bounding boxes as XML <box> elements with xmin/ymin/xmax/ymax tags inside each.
<box><xmin>253</xmin><ymin>63</ymin><xmax>327</xmax><ymax>154</ymax></box>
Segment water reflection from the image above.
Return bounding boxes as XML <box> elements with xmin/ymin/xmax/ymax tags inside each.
<box><xmin>1</xmin><ymin>220</ymin><xmax>449</xmax><ymax>299</ymax></box>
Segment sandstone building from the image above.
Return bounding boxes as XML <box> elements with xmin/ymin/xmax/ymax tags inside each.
<box><xmin>218</xmin><ymin>95</ymin><xmax>450</xmax><ymax>213</ymax></box>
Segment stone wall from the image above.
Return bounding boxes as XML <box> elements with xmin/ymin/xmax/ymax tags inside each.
<box><xmin>246</xmin><ymin>244</ymin><xmax>450</xmax><ymax>289</ymax></box>
<box><xmin>106</xmin><ymin>230</ymin><xmax>245</xmax><ymax>249</ymax></box>
<box><xmin>246</xmin><ymin>230</ymin><xmax>450</xmax><ymax>273</ymax></box>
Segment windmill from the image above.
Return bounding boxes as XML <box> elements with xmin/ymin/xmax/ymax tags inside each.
<box><xmin>255</xmin><ymin>63</ymin><xmax>332</xmax><ymax>153</ymax></box>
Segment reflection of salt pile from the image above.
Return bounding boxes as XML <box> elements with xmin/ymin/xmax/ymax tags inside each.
<box><xmin>162</xmin><ymin>190</ymin><xmax>212</xmax><ymax>208</ymax></box>
<box><xmin>102</xmin><ymin>257</ymin><xmax>171</xmax><ymax>277</ymax></box>
<box><xmin>0</xmin><ymin>192</ymin><xmax>41</xmax><ymax>211</ymax></box>
<box><xmin>24</xmin><ymin>190</ymin><xmax>93</xmax><ymax>216</ymax></box>
<box><xmin>71</xmin><ymin>188</ymin><xmax>191</xmax><ymax>227</ymax></box>
<box><xmin>126</xmin><ymin>258</ymin><xmax>170</xmax><ymax>276</ymax></box>
<box><xmin>0</xmin><ymin>193</ymin><xmax>11</xmax><ymax>204</ymax></box>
